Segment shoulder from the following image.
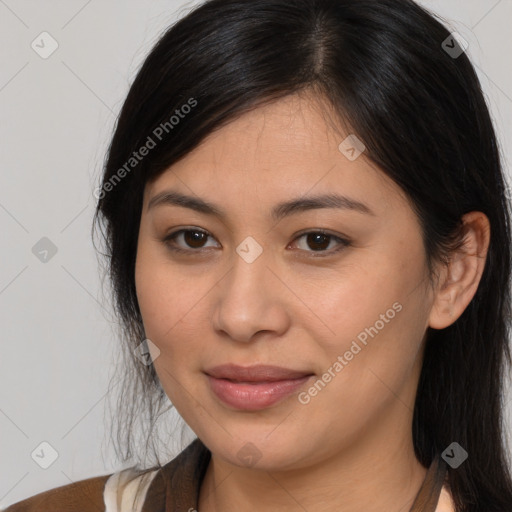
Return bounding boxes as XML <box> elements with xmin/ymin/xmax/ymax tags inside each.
<box><xmin>435</xmin><ymin>485</ymin><xmax>456</xmax><ymax>512</ymax></box>
<box><xmin>1</xmin><ymin>441</ymin><xmax>208</xmax><ymax>512</ymax></box>
<box><xmin>1</xmin><ymin>473</ymin><xmax>112</xmax><ymax>512</ymax></box>
<box><xmin>1</xmin><ymin>467</ymin><xmax>161</xmax><ymax>512</ymax></box>
<box><xmin>103</xmin><ymin>467</ymin><xmax>160</xmax><ymax>511</ymax></box>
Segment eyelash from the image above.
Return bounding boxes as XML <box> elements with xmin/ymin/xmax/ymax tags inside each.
<box><xmin>162</xmin><ymin>228</ymin><xmax>351</xmax><ymax>258</ymax></box>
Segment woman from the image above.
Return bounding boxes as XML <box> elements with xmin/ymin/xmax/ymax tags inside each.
<box><xmin>5</xmin><ymin>0</ymin><xmax>512</xmax><ymax>511</ymax></box>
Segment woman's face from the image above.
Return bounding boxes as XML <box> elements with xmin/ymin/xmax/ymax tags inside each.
<box><xmin>135</xmin><ymin>92</ymin><xmax>437</xmax><ymax>471</ymax></box>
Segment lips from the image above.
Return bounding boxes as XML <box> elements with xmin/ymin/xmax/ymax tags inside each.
<box><xmin>205</xmin><ymin>364</ymin><xmax>313</xmax><ymax>381</ymax></box>
<box><xmin>204</xmin><ymin>364</ymin><xmax>314</xmax><ymax>410</ymax></box>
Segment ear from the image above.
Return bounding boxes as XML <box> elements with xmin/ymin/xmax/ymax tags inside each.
<box><xmin>428</xmin><ymin>211</ymin><xmax>491</xmax><ymax>329</ymax></box>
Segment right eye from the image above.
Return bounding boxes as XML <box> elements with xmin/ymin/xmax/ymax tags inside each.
<box><xmin>162</xmin><ymin>228</ymin><xmax>219</xmax><ymax>253</ymax></box>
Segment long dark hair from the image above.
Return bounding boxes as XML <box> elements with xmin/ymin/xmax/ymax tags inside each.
<box><xmin>93</xmin><ymin>0</ymin><xmax>512</xmax><ymax>509</ymax></box>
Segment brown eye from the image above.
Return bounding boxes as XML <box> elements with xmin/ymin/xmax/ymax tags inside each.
<box><xmin>182</xmin><ymin>230</ymin><xmax>208</xmax><ymax>248</ymax></box>
<box><xmin>304</xmin><ymin>233</ymin><xmax>331</xmax><ymax>251</ymax></box>
<box><xmin>163</xmin><ymin>228</ymin><xmax>218</xmax><ymax>253</ymax></box>
<box><xmin>163</xmin><ymin>228</ymin><xmax>350</xmax><ymax>257</ymax></box>
<box><xmin>290</xmin><ymin>231</ymin><xmax>351</xmax><ymax>256</ymax></box>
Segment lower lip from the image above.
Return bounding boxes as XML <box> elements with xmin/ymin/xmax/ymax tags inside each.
<box><xmin>206</xmin><ymin>374</ymin><xmax>313</xmax><ymax>410</ymax></box>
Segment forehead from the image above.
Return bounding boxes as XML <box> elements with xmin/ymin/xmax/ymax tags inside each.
<box><xmin>183</xmin><ymin>93</ymin><xmax>348</xmax><ymax>171</ymax></box>
<box><xmin>144</xmin><ymin>93</ymin><xmax>407</xmax><ymax>215</ymax></box>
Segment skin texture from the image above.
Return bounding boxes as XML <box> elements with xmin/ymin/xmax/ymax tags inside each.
<box><xmin>134</xmin><ymin>91</ymin><xmax>490</xmax><ymax>512</ymax></box>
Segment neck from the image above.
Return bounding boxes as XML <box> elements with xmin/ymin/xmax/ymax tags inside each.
<box><xmin>198</xmin><ymin>409</ymin><xmax>428</xmax><ymax>512</ymax></box>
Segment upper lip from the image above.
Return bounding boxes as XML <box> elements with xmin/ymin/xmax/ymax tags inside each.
<box><xmin>205</xmin><ymin>364</ymin><xmax>314</xmax><ymax>382</ymax></box>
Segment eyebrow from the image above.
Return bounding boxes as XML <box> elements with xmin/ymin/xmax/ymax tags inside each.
<box><xmin>147</xmin><ymin>189</ymin><xmax>375</xmax><ymax>220</ymax></box>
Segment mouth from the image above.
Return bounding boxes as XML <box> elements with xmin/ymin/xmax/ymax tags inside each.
<box><xmin>204</xmin><ymin>364</ymin><xmax>315</xmax><ymax>410</ymax></box>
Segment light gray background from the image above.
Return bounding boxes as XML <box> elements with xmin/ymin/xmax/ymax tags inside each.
<box><xmin>1</xmin><ymin>0</ymin><xmax>511</xmax><ymax>508</ymax></box>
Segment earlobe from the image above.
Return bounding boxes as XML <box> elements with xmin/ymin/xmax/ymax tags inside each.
<box><xmin>428</xmin><ymin>211</ymin><xmax>490</xmax><ymax>330</ymax></box>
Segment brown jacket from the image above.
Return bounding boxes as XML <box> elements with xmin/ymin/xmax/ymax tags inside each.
<box><xmin>2</xmin><ymin>439</ymin><xmax>451</xmax><ymax>511</ymax></box>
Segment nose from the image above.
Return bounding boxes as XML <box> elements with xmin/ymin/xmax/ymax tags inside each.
<box><xmin>211</xmin><ymin>248</ymin><xmax>290</xmax><ymax>343</ymax></box>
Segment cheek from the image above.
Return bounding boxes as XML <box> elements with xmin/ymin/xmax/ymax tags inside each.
<box><xmin>134</xmin><ymin>243</ymin><xmax>214</xmax><ymax>373</ymax></box>
<box><xmin>305</xmin><ymin>304</ymin><xmax>425</xmax><ymax>442</ymax></box>
<box><xmin>310</xmin><ymin>241</ymin><xmax>429</xmax><ymax>389</ymax></box>
<box><xmin>323</xmin><ymin>299</ymin><xmax>427</xmax><ymax>416</ymax></box>
<box><xmin>305</xmin><ymin>261</ymin><xmax>401</xmax><ymax>357</ymax></box>
<box><xmin>135</xmin><ymin>245</ymin><xmax>186</xmax><ymax>348</ymax></box>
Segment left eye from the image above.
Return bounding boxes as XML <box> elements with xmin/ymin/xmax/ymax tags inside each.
<box><xmin>290</xmin><ymin>231</ymin><xmax>350</xmax><ymax>255</ymax></box>
<box><xmin>163</xmin><ymin>229</ymin><xmax>350</xmax><ymax>256</ymax></box>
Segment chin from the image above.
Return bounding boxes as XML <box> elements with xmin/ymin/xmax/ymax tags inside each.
<box><xmin>202</xmin><ymin>427</ymin><xmax>316</xmax><ymax>472</ymax></box>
